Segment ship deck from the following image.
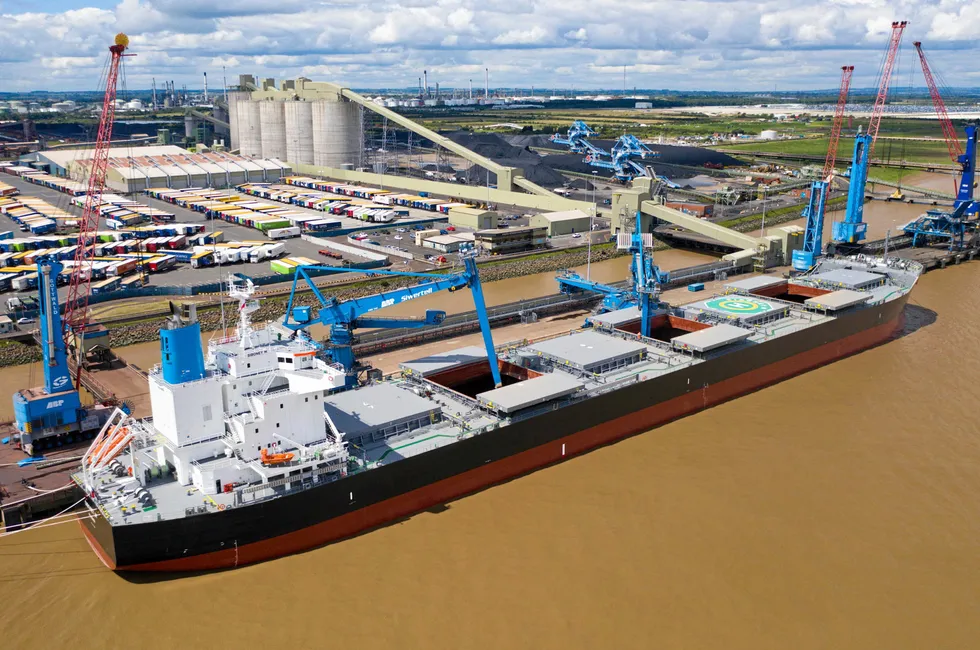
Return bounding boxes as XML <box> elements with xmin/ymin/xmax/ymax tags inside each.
<box><xmin>86</xmin><ymin>255</ymin><xmax>922</xmax><ymax>527</ymax></box>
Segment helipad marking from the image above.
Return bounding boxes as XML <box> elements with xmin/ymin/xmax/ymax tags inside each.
<box><xmin>704</xmin><ymin>296</ymin><xmax>774</xmax><ymax>316</ymax></box>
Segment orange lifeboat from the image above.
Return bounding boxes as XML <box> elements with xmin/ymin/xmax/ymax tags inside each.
<box><xmin>260</xmin><ymin>448</ymin><xmax>294</xmax><ymax>466</ymax></box>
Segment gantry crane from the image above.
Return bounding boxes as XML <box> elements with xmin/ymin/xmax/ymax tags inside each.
<box><xmin>793</xmin><ymin>65</ymin><xmax>854</xmax><ymax>270</ymax></box>
<box><xmin>64</xmin><ymin>33</ymin><xmax>131</xmax><ymax>385</ymax></box>
<box><xmin>830</xmin><ymin>20</ymin><xmax>907</xmax><ymax>249</ymax></box>
<box><xmin>913</xmin><ymin>41</ymin><xmax>976</xmax><ymax>215</ymax></box>
<box><xmin>282</xmin><ymin>245</ymin><xmax>501</xmax><ymax>388</ymax></box>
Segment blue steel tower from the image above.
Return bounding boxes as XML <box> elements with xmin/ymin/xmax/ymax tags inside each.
<box><xmin>13</xmin><ymin>258</ymin><xmax>82</xmax><ymax>441</ymax></box>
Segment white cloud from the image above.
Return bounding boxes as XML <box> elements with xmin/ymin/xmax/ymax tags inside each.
<box><xmin>492</xmin><ymin>26</ymin><xmax>551</xmax><ymax>46</ymax></box>
<box><xmin>0</xmin><ymin>0</ymin><xmax>976</xmax><ymax>91</ymax></box>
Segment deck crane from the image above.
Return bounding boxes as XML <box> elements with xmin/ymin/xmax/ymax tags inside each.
<box><xmin>792</xmin><ymin>65</ymin><xmax>854</xmax><ymax>271</ymax></box>
<box><xmin>281</xmin><ymin>245</ymin><xmax>501</xmax><ymax>388</ymax></box>
<box><xmin>64</xmin><ymin>33</ymin><xmax>131</xmax><ymax>385</ymax></box>
<box><xmin>830</xmin><ymin>20</ymin><xmax>907</xmax><ymax>248</ymax></box>
<box><xmin>556</xmin><ymin>210</ymin><xmax>669</xmax><ymax>337</ymax></box>
<box><xmin>913</xmin><ymin>41</ymin><xmax>977</xmax><ymax>215</ymax></box>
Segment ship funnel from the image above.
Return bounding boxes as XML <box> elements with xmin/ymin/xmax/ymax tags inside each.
<box><xmin>160</xmin><ymin>302</ymin><xmax>205</xmax><ymax>384</ymax></box>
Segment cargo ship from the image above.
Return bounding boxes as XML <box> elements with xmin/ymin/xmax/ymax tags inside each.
<box><xmin>76</xmin><ymin>254</ymin><xmax>921</xmax><ymax>572</ymax></box>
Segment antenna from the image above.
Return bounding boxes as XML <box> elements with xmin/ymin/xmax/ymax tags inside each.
<box><xmin>485</xmin><ymin>68</ymin><xmax>489</xmax><ymax>99</ymax></box>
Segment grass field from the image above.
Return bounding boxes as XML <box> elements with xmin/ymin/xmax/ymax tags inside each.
<box><xmin>723</xmin><ymin>135</ymin><xmax>953</xmax><ymax>164</ymax></box>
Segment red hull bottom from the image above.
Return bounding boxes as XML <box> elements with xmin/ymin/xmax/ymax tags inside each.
<box><xmin>82</xmin><ymin>315</ymin><xmax>902</xmax><ymax>572</ymax></box>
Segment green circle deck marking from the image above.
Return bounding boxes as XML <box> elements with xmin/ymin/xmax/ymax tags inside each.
<box><xmin>705</xmin><ymin>297</ymin><xmax>774</xmax><ymax>316</ymax></box>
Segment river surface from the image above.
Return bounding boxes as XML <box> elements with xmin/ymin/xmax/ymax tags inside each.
<box><xmin>3</xmin><ymin>239</ymin><xmax>980</xmax><ymax>648</ymax></box>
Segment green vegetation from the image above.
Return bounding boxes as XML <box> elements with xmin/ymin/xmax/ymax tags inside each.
<box><xmin>718</xmin><ymin>195</ymin><xmax>848</xmax><ymax>228</ymax></box>
<box><xmin>725</xmin><ymin>135</ymin><xmax>952</xmax><ymax>164</ymax></box>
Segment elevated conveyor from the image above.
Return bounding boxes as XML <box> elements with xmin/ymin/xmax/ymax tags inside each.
<box><xmin>640</xmin><ymin>199</ymin><xmax>763</xmax><ymax>251</ymax></box>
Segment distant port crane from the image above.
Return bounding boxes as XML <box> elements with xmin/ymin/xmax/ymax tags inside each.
<box><xmin>64</xmin><ymin>33</ymin><xmax>132</xmax><ymax>384</ymax></box>
<box><xmin>913</xmin><ymin>41</ymin><xmax>976</xmax><ymax>216</ymax></box>
<box><xmin>793</xmin><ymin>65</ymin><xmax>854</xmax><ymax>271</ymax></box>
<box><xmin>830</xmin><ymin>20</ymin><xmax>907</xmax><ymax>249</ymax></box>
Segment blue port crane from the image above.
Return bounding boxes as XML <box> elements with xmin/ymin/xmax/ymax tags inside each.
<box><xmin>282</xmin><ymin>245</ymin><xmax>501</xmax><ymax>388</ymax></box>
<box><xmin>12</xmin><ymin>258</ymin><xmax>83</xmax><ymax>451</ymax></box>
<box><xmin>829</xmin><ymin>22</ymin><xmax>906</xmax><ymax>251</ymax></box>
<box><xmin>914</xmin><ymin>41</ymin><xmax>978</xmax><ymax>217</ymax></box>
<box><xmin>900</xmin><ymin>125</ymin><xmax>978</xmax><ymax>249</ymax></box>
<box><xmin>955</xmin><ymin>124</ymin><xmax>978</xmax><ymax>214</ymax></box>
<box><xmin>556</xmin><ymin>210</ymin><xmax>669</xmax><ymax>337</ymax></box>
<box><xmin>792</xmin><ymin>65</ymin><xmax>854</xmax><ymax>271</ymax></box>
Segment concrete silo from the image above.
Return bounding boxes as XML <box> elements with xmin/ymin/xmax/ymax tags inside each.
<box><xmin>236</xmin><ymin>100</ymin><xmax>262</xmax><ymax>158</ymax></box>
<box><xmin>259</xmin><ymin>100</ymin><xmax>287</xmax><ymax>160</ymax></box>
<box><xmin>284</xmin><ymin>101</ymin><xmax>314</xmax><ymax>165</ymax></box>
<box><xmin>312</xmin><ymin>99</ymin><xmax>360</xmax><ymax>169</ymax></box>
<box><xmin>227</xmin><ymin>90</ymin><xmax>250</xmax><ymax>152</ymax></box>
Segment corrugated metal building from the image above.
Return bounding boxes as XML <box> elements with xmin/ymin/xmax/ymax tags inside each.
<box><xmin>448</xmin><ymin>206</ymin><xmax>497</xmax><ymax>230</ymax></box>
<box><xmin>529</xmin><ymin>209</ymin><xmax>591</xmax><ymax>236</ymax></box>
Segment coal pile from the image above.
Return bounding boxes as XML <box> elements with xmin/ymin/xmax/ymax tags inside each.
<box><xmin>445</xmin><ymin>131</ymin><xmax>539</xmax><ymax>161</ymax></box>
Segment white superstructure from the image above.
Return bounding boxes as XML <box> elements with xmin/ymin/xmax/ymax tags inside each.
<box><xmin>91</xmin><ymin>278</ymin><xmax>349</xmax><ymax>504</ymax></box>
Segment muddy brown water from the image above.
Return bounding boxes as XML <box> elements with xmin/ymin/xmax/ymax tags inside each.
<box><xmin>3</xmin><ymin>231</ymin><xmax>980</xmax><ymax>649</ymax></box>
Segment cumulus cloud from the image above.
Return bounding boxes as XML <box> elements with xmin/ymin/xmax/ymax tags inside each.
<box><xmin>0</xmin><ymin>0</ymin><xmax>976</xmax><ymax>91</ymax></box>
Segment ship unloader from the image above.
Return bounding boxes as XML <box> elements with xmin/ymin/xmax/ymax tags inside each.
<box><xmin>77</xmin><ymin>254</ymin><xmax>921</xmax><ymax>572</ymax></box>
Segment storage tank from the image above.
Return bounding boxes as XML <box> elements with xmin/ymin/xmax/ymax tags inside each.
<box><xmin>312</xmin><ymin>99</ymin><xmax>360</xmax><ymax>169</ymax></box>
<box><xmin>259</xmin><ymin>100</ymin><xmax>287</xmax><ymax>160</ymax></box>
<box><xmin>236</xmin><ymin>99</ymin><xmax>262</xmax><ymax>157</ymax></box>
<box><xmin>284</xmin><ymin>101</ymin><xmax>314</xmax><ymax>165</ymax></box>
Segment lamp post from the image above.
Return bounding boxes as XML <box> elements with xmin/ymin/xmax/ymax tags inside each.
<box><xmin>588</xmin><ymin>171</ymin><xmax>598</xmax><ymax>280</ymax></box>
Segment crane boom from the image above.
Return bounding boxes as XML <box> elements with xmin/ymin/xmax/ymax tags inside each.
<box><xmin>63</xmin><ymin>33</ymin><xmax>130</xmax><ymax>381</ymax></box>
<box><xmin>867</xmin><ymin>21</ymin><xmax>907</xmax><ymax>157</ymax></box>
<box><xmin>913</xmin><ymin>41</ymin><xmax>963</xmax><ymax>162</ymax></box>
<box><xmin>282</xmin><ymin>246</ymin><xmax>501</xmax><ymax>387</ymax></box>
<box><xmin>823</xmin><ymin>65</ymin><xmax>854</xmax><ymax>180</ymax></box>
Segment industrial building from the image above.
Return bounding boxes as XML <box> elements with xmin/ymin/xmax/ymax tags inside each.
<box><xmin>23</xmin><ymin>146</ymin><xmax>291</xmax><ymax>193</ymax></box>
<box><xmin>475</xmin><ymin>226</ymin><xmax>548</xmax><ymax>255</ymax></box>
<box><xmin>448</xmin><ymin>206</ymin><xmax>497</xmax><ymax>230</ymax></box>
<box><xmin>530</xmin><ymin>209</ymin><xmax>592</xmax><ymax>236</ymax></box>
<box><xmin>228</xmin><ymin>76</ymin><xmax>361</xmax><ymax>167</ymax></box>
<box><xmin>665</xmin><ymin>201</ymin><xmax>713</xmax><ymax>218</ymax></box>
<box><xmin>422</xmin><ymin>232</ymin><xmax>475</xmax><ymax>253</ymax></box>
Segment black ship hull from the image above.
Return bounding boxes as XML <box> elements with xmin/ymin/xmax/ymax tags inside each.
<box><xmin>80</xmin><ymin>293</ymin><xmax>909</xmax><ymax>572</ymax></box>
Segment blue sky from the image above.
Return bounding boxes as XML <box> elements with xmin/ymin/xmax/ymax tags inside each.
<box><xmin>1</xmin><ymin>0</ymin><xmax>979</xmax><ymax>93</ymax></box>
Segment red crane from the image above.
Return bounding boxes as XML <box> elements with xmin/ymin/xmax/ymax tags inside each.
<box><xmin>63</xmin><ymin>33</ymin><xmax>130</xmax><ymax>381</ymax></box>
<box><xmin>913</xmin><ymin>41</ymin><xmax>963</xmax><ymax>162</ymax></box>
<box><xmin>823</xmin><ymin>65</ymin><xmax>854</xmax><ymax>181</ymax></box>
<box><xmin>867</xmin><ymin>20</ymin><xmax>908</xmax><ymax>157</ymax></box>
